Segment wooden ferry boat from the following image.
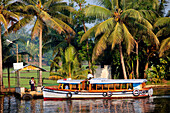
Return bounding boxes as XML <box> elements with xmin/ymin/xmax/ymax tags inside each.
<box><xmin>43</xmin><ymin>78</ymin><xmax>153</xmax><ymax>100</ymax></box>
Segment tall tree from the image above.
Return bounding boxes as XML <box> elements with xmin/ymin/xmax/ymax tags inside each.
<box><xmin>8</xmin><ymin>0</ymin><xmax>75</xmax><ymax>86</ymax></box>
<box><xmin>81</xmin><ymin>1</ymin><xmax>155</xmax><ymax>79</ymax></box>
<box><xmin>0</xmin><ymin>0</ymin><xmax>19</xmax><ymax>90</ymax></box>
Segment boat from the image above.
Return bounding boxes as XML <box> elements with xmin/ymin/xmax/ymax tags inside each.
<box><xmin>42</xmin><ymin>78</ymin><xmax>153</xmax><ymax>100</ymax></box>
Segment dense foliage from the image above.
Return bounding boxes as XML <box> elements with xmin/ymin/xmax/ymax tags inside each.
<box><xmin>0</xmin><ymin>0</ymin><xmax>169</xmax><ymax>82</ymax></box>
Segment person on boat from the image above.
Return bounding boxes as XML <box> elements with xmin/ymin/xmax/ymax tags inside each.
<box><xmin>65</xmin><ymin>85</ymin><xmax>69</xmax><ymax>89</ymax></box>
<box><xmin>87</xmin><ymin>72</ymin><xmax>93</xmax><ymax>79</ymax></box>
<box><xmin>29</xmin><ymin>77</ymin><xmax>36</xmax><ymax>91</ymax></box>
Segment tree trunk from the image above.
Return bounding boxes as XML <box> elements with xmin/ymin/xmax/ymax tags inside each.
<box><xmin>144</xmin><ymin>48</ymin><xmax>149</xmax><ymax>79</ymax></box>
<box><xmin>0</xmin><ymin>24</ymin><xmax>3</xmax><ymax>91</ymax></box>
<box><xmin>80</xmin><ymin>3</ymin><xmax>92</xmax><ymax>73</ymax></box>
<box><xmin>38</xmin><ymin>28</ymin><xmax>42</xmax><ymax>86</ymax></box>
<box><xmin>119</xmin><ymin>43</ymin><xmax>127</xmax><ymax>79</ymax></box>
<box><xmin>135</xmin><ymin>41</ymin><xmax>139</xmax><ymax>78</ymax></box>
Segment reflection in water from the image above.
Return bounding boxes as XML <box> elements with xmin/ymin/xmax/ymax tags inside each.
<box><xmin>0</xmin><ymin>95</ymin><xmax>170</xmax><ymax>113</ymax></box>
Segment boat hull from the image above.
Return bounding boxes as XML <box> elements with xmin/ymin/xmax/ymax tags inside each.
<box><xmin>43</xmin><ymin>88</ymin><xmax>152</xmax><ymax>100</ymax></box>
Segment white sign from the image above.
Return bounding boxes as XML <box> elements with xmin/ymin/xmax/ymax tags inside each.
<box><xmin>13</xmin><ymin>62</ymin><xmax>23</xmax><ymax>70</ymax></box>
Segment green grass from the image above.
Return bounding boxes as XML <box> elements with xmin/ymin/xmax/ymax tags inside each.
<box><xmin>2</xmin><ymin>66</ymin><xmax>58</xmax><ymax>89</ymax></box>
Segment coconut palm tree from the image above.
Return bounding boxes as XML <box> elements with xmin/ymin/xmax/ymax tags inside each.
<box><xmin>8</xmin><ymin>0</ymin><xmax>75</xmax><ymax>86</ymax></box>
<box><xmin>50</xmin><ymin>45</ymin><xmax>88</xmax><ymax>79</ymax></box>
<box><xmin>0</xmin><ymin>0</ymin><xmax>19</xmax><ymax>90</ymax></box>
<box><xmin>81</xmin><ymin>1</ymin><xmax>156</xmax><ymax>79</ymax></box>
<box><xmin>154</xmin><ymin>17</ymin><xmax>170</xmax><ymax>57</ymax></box>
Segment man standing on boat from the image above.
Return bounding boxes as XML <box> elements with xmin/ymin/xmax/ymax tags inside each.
<box><xmin>87</xmin><ymin>72</ymin><xmax>93</xmax><ymax>79</ymax></box>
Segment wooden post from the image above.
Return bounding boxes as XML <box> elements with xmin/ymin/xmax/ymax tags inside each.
<box><xmin>79</xmin><ymin>84</ymin><xmax>81</xmax><ymax>91</ymax></box>
<box><xmin>8</xmin><ymin>66</ymin><xmax>10</xmax><ymax>89</ymax></box>
<box><xmin>96</xmin><ymin>84</ymin><xmax>97</xmax><ymax>90</ymax></box>
<box><xmin>114</xmin><ymin>84</ymin><xmax>116</xmax><ymax>90</ymax></box>
<box><xmin>89</xmin><ymin>84</ymin><xmax>91</xmax><ymax>91</ymax></box>
<box><xmin>70</xmin><ymin>84</ymin><xmax>72</xmax><ymax>90</ymax></box>
<box><xmin>108</xmin><ymin>84</ymin><xmax>110</xmax><ymax>90</ymax></box>
<box><xmin>120</xmin><ymin>84</ymin><xmax>122</xmax><ymax>89</ymax></box>
<box><xmin>16</xmin><ymin>44</ymin><xmax>18</xmax><ymax>63</ymax></box>
<box><xmin>102</xmin><ymin>84</ymin><xmax>103</xmax><ymax>90</ymax></box>
<box><xmin>16</xmin><ymin>71</ymin><xmax>20</xmax><ymax>87</ymax></box>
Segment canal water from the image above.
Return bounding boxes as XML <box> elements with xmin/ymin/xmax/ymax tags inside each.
<box><xmin>0</xmin><ymin>89</ymin><xmax>170</xmax><ymax>113</ymax></box>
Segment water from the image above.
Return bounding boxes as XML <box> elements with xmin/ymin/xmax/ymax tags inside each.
<box><xmin>0</xmin><ymin>90</ymin><xmax>170</xmax><ymax>113</ymax></box>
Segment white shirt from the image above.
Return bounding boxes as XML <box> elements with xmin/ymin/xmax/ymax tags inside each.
<box><xmin>31</xmin><ymin>80</ymin><xmax>35</xmax><ymax>85</ymax></box>
<box><xmin>87</xmin><ymin>74</ymin><xmax>93</xmax><ymax>79</ymax></box>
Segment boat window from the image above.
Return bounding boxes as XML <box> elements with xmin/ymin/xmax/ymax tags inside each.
<box><xmin>109</xmin><ymin>84</ymin><xmax>114</xmax><ymax>90</ymax></box>
<box><xmin>115</xmin><ymin>84</ymin><xmax>120</xmax><ymax>89</ymax></box>
<box><xmin>121</xmin><ymin>84</ymin><xmax>126</xmax><ymax>89</ymax></box>
<box><xmin>97</xmin><ymin>84</ymin><xmax>102</xmax><ymax>90</ymax></box>
<box><xmin>71</xmin><ymin>84</ymin><xmax>79</xmax><ymax>90</ymax></box>
<box><xmin>127</xmin><ymin>83</ymin><xmax>133</xmax><ymax>90</ymax></box>
<box><xmin>103</xmin><ymin>84</ymin><xmax>108</xmax><ymax>90</ymax></box>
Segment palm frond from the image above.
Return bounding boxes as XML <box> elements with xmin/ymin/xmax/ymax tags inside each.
<box><xmin>31</xmin><ymin>19</ymin><xmax>41</xmax><ymax>39</ymax></box>
<box><xmin>80</xmin><ymin>24</ymin><xmax>100</xmax><ymax>43</ymax></box>
<box><xmin>8</xmin><ymin>16</ymin><xmax>33</xmax><ymax>34</ymax></box>
<box><xmin>85</xmin><ymin>5</ymin><xmax>111</xmax><ymax>19</ymax></box>
<box><xmin>95</xmin><ymin>18</ymin><xmax>116</xmax><ymax>37</ymax></box>
<box><xmin>53</xmin><ymin>13</ymin><xmax>73</xmax><ymax>24</ymax></box>
<box><xmin>49</xmin><ymin>5</ymin><xmax>74</xmax><ymax>12</ymax></box>
<box><xmin>139</xmin><ymin>10</ymin><xmax>159</xmax><ymax>23</ymax></box>
<box><xmin>97</xmin><ymin>0</ymin><xmax>112</xmax><ymax>10</ymax></box>
<box><xmin>159</xmin><ymin>37</ymin><xmax>170</xmax><ymax>57</ymax></box>
<box><xmin>39</xmin><ymin>10</ymin><xmax>64</xmax><ymax>34</ymax></box>
<box><xmin>154</xmin><ymin>17</ymin><xmax>170</xmax><ymax>28</ymax></box>
<box><xmin>135</xmin><ymin>22</ymin><xmax>160</xmax><ymax>48</ymax></box>
<box><xmin>92</xmin><ymin>31</ymin><xmax>109</xmax><ymax>61</ymax></box>
<box><xmin>121</xmin><ymin>9</ymin><xmax>142</xmax><ymax>22</ymax></box>
<box><xmin>108</xmin><ymin>22</ymin><xmax>123</xmax><ymax>49</ymax></box>
<box><xmin>43</xmin><ymin>0</ymin><xmax>53</xmax><ymax>10</ymax></box>
<box><xmin>53</xmin><ymin>17</ymin><xmax>75</xmax><ymax>35</ymax></box>
<box><xmin>156</xmin><ymin>26</ymin><xmax>170</xmax><ymax>37</ymax></box>
<box><xmin>2</xmin><ymin>10</ymin><xmax>19</xmax><ymax>21</ymax></box>
<box><xmin>122</xmin><ymin>23</ymin><xmax>135</xmax><ymax>55</ymax></box>
<box><xmin>21</xmin><ymin>0</ymin><xmax>37</xmax><ymax>5</ymax></box>
<box><xmin>0</xmin><ymin>14</ymin><xmax>7</xmax><ymax>30</ymax></box>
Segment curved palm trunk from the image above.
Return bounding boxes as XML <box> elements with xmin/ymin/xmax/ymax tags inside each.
<box><xmin>0</xmin><ymin>24</ymin><xmax>3</xmax><ymax>90</ymax></box>
<box><xmin>135</xmin><ymin>41</ymin><xmax>139</xmax><ymax>78</ymax></box>
<box><xmin>119</xmin><ymin>43</ymin><xmax>127</xmax><ymax>79</ymax></box>
<box><xmin>38</xmin><ymin>28</ymin><xmax>42</xmax><ymax>86</ymax></box>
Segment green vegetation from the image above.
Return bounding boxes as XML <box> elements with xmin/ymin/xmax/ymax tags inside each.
<box><xmin>2</xmin><ymin>66</ymin><xmax>57</xmax><ymax>88</ymax></box>
<box><xmin>0</xmin><ymin>0</ymin><xmax>169</xmax><ymax>90</ymax></box>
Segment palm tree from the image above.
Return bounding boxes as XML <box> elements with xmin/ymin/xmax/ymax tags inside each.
<box><xmin>8</xmin><ymin>0</ymin><xmax>75</xmax><ymax>86</ymax></box>
<box><xmin>154</xmin><ymin>17</ymin><xmax>170</xmax><ymax>57</ymax></box>
<box><xmin>159</xmin><ymin>37</ymin><xmax>170</xmax><ymax>57</ymax></box>
<box><xmin>0</xmin><ymin>0</ymin><xmax>19</xmax><ymax>90</ymax></box>
<box><xmin>51</xmin><ymin>45</ymin><xmax>88</xmax><ymax>79</ymax></box>
<box><xmin>81</xmin><ymin>1</ymin><xmax>156</xmax><ymax>79</ymax></box>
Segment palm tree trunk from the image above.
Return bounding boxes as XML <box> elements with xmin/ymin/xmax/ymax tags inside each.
<box><xmin>119</xmin><ymin>43</ymin><xmax>127</xmax><ymax>79</ymax></box>
<box><xmin>39</xmin><ymin>28</ymin><xmax>42</xmax><ymax>86</ymax></box>
<box><xmin>0</xmin><ymin>24</ymin><xmax>3</xmax><ymax>90</ymax></box>
<box><xmin>144</xmin><ymin>48</ymin><xmax>149</xmax><ymax>78</ymax></box>
<box><xmin>80</xmin><ymin>4</ymin><xmax>92</xmax><ymax>73</ymax></box>
<box><xmin>135</xmin><ymin>41</ymin><xmax>139</xmax><ymax>78</ymax></box>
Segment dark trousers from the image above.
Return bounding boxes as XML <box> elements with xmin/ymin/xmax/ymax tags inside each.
<box><xmin>31</xmin><ymin>84</ymin><xmax>35</xmax><ymax>91</ymax></box>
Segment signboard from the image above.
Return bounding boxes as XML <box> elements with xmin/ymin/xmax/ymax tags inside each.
<box><xmin>13</xmin><ymin>62</ymin><xmax>23</xmax><ymax>70</ymax></box>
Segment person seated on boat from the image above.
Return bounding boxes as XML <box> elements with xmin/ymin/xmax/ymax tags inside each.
<box><xmin>87</xmin><ymin>72</ymin><xmax>93</xmax><ymax>79</ymax></box>
<box><xmin>65</xmin><ymin>85</ymin><xmax>69</xmax><ymax>89</ymax></box>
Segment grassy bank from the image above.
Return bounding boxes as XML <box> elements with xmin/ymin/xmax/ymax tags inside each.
<box><xmin>2</xmin><ymin>66</ymin><xmax>57</xmax><ymax>89</ymax></box>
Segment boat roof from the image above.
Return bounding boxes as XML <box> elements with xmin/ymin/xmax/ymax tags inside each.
<box><xmin>57</xmin><ymin>79</ymin><xmax>84</xmax><ymax>84</ymax></box>
<box><xmin>89</xmin><ymin>78</ymin><xmax>147</xmax><ymax>84</ymax></box>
